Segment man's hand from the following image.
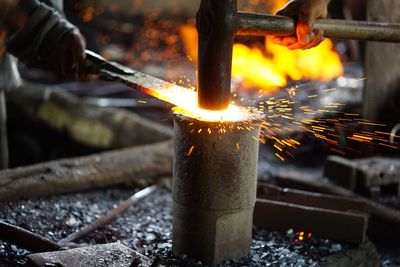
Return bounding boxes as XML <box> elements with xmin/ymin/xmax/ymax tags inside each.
<box><xmin>3</xmin><ymin>0</ymin><xmax>87</xmax><ymax>80</ymax></box>
<box><xmin>33</xmin><ymin>29</ymin><xmax>86</xmax><ymax>80</ymax></box>
<box><xmin>271</xmin><ymin>0</ymin><xmax>330</xmax><ymax>50</ymax></box>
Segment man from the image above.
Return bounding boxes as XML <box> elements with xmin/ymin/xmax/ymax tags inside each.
<box><xmin>271</xmin><ymin>0</ymin><xmax>331</xmax><ymax>50</ymax></box>
<box><xmin>0</xmin><ymin>0</ymin><xmax>86</xmax><ymax>79</ymax></box>
<box><xmin>0</xmin><ymin>0</ymin><xmax>86</xmax><ymax>168</ymax></box>
<box><xmin>0</xmin><ymin>0</ymin><xmax>328</xmax><ymax>169</ymax></box>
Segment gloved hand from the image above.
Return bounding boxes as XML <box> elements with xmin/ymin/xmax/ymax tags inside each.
<box><xmin>4</xmin><ymin>0</ymin><xmax>86</xmax><ymax>80</ymax></box>
<box><xmin>29</xmin><ymin>28</ymin><xmax>86</xmax><ymax>80</ymax></box>
<box><xmin>271</xmin><ymin>0</ymin><xmax>330</xmax><ymax>50</ymax></box>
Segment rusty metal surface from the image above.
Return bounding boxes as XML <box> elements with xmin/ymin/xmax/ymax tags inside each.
<box><xmin>27</xmin><ymin>243</ymin><xmax>158</xmax><ymax>267</ymax></box>
<box><xmin>255</xmin><ymin>183</ymin><xmax>369</xmax><ymax>244</ymax></box>
<box><xmin>172</xmin><ymin>114</ymin><xmax>261</xmax><ymax>265</ymax></box>
<box><xmin>86</xmin><ymin>50</ymin><xmax>134</xmax><ymax>75</ymax></box>
<box><xmin>324</xmin><ymin>156</ymin><xmax>400</xmax><ymax>197</ymax></box>
<box><xmin>238</xmin><ymin>13</ymin><xmax>400</xmax><ymax>42</ymax></box>
<box><xmin>257</xmin><ymin>183</ymin><xmax>369</xmax><ymax>213</ymax></box>
<box><xmin>254</xmin><ymin>199</ymin><xmax>368</xmax><ymax>244</ymax></box>
<box><xmin>100</xmin><ymin>69</ymin><xmax>180</xmax><ymax>99</ymax></box>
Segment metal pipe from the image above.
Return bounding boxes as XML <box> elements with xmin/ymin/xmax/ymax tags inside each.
<box><xmin>172</xmin><ymin>114</ymin><xmax>261</xmax><ymax>265</ymax></box>
<box><xmin>238</xmin><ymin>12</ymin><xmax>400</xmax><ymax>42</ymax></box>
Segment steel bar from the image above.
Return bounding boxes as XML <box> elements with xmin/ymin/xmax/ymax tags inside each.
<box><xmin>325</xmin><ymin>156</ymin><xmax>400</xmax><ymax>193</ymax></box>
<box><xmin>172</xmin><ymin>114</ymin><xmax>261</xmax><ymax>265</ymax></box>
<box><xmin>255</xmin><ymin>184</ymin><xmax>369</xmax><ymax>244</ymax></box>
<box><xmin>238</xmin><ymin>12</ymin><xmax>400</xmax><ymax>42</ymax></box>
<box><xmin>0</xmin><ymin>221</ymin><xmax>61</xmax><ymax>253</ymax></box>
<box><xmin>257</xmin><ymin>183</ymin><xmax>369</xmax><ymax>213</ymax></box>
<box><xmin>273</xmin><ymin>170</ymin><xmax>400</xmax><ymax>225</ymax></box>
<box><xmin>59</xmin><ymin>185</ymin><xmax>159</xmax><ymax>246</ymax></box>
<box><xmin>254</xmin><ymin>198</ymin><xmax>368</xmax><ymax>244</ymax></box>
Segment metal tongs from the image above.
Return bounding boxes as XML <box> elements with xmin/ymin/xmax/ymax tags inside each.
<box><xmin>85</xmin><ymin>50</ymin><xmax>134</xmax><ymax>76</ymax></box>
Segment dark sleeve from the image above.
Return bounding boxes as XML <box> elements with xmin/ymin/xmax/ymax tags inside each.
<box><xmin>6</xmin><ymin>0</ymin><xmax>77</xmax><ymax>62</ymax></box>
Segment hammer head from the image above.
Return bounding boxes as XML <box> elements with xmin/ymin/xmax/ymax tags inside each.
<box><xmin>196</xmin><ymin>0</ymin><xmax>238</xmax><ymax>111</ymax></box>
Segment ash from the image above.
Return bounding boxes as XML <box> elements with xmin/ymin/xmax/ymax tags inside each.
<box><xmin>0</xmin><ymin>188</ymin><xmax>370</xmax><ymax>266</ymax></box>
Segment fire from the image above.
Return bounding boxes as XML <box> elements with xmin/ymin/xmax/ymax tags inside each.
<box><xmin>179</xmin><ymin>24</ymin><xmax>344</xmax><ymax>94</ymax></box>
<box><xmin>271</xmin><ymin>0</ymin><xmax>288</xmax><ymax>14</ymax></box>
<box><xmin>121</xmin><ymin>72</ymin><xmax>261</xmax><ymax>122</ymax></box>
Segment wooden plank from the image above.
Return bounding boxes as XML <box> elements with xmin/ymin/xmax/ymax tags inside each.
<box><xmin>0</xmin><ymin>141</ymin><xmax>172</xmax><ymax>201</ymax></box>
<box><xmin>6</xmin><ymin>86</ymin><xmax>173</xmax><ymax>150</ymax></box>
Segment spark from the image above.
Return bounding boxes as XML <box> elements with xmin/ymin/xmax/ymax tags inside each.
<box><xmin>358</xmin><ymin>121</ymin><xmax>387</xmax><ymax>127</ymax></box>
<box><xmin>187</xmin><ymin>146</ymin><xmax>195</xmax><ymax>157</ymax></box>
<box><xmin>275</xmin><ymin>153</ymin><xmax>285</xmax><ymax>162</ymax></box>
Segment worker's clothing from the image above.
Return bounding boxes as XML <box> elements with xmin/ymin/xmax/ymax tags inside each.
<box><xmin>0</xmin><ymin>0</ymin><xmax>69</xmax><ymax>169</ymax></box>
<box><xmin>7</xmin><ymin>0</ymin><xmax>75</xmax><ymax>64</ymax></box>
<box><xmin>0</xmin><ymin>49</ymin><xmax>21</xmax><ymax>169</ymax></box>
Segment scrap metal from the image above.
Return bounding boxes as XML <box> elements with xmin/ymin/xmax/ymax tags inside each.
<box><xmin>254</xmin><ymin>183</ymin><xmax>369</xmax><ymax>244</ymax></box>
<box><xmin>325</xmin><ymin>156</ymin><xmax>400</xmax><ymax>198</ymax></box>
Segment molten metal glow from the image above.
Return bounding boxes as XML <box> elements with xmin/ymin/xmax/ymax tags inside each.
<box><xmin>141</xmin><ymin>83</ymin><xmax>257</xmax><ymax>122</ymax></box>
<box><xmin>179</xmin><ymin>25</ymin><xmax>344</xmax><ymax>93</ymax></box>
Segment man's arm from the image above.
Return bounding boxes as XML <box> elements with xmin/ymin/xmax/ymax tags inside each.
<box><xmin>1</xmin><ymin>0</ymin><xmax>86</xmax><ymax>80</ymax></box>
<box><xmin>0</xmin><ymin>0</ymin><xmax>19</xmax><ymax>20</ymax></box>
<box><xmin>271</xmin><ymin>0</ymin><xmax>331</xmax><ymax>50</ymax></box>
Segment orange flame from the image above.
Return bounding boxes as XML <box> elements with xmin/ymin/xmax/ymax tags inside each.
<box><xmin>271</xmin><ymin>0</ymin><xmax>288</xmax><ymax>14</ymax></box>
<box><xmin>179</xmin><ymin>24</ymin><xmax>344</xmax><ymax>94</ymax></box>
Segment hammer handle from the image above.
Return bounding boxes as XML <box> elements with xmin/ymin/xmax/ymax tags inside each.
<box><xmin>238</xmin><ymin>13</ymin><xmax>400</xmax><ymax>43</ymax></box>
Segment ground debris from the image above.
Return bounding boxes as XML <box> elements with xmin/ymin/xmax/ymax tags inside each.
<box><xmin>0</xmin><ymin>187</ymin><xmax>389</xmax><ymax>266</ymax></box>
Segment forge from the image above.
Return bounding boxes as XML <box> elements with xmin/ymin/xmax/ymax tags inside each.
<box><xmin>2</xmin><ymin>0</ymin><xmax>400</xmax><ymax>266</ymax></box>
<box><xmin>172</xmin><ymin>113</ymin><xmax>262</xmax><ymax>264</ymax></box>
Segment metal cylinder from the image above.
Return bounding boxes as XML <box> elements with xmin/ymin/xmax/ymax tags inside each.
<box><xmin>238</xmin><ymin>12</ymin><xmax>400</xmax><ymax>42</ymax></box>
<box><xmin>196</xmin><ymin>0</ymin><xmax>238</xmax><ymax>110</ymax></box>
<box><xmin>172</xmin><ymin>114</ymin><xmax>261</xmax><ymax>265</ymax></box>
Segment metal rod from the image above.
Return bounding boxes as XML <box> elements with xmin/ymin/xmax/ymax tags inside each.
<box><xmin>0</xmin><ymin>221</ymin><xmax>61</xmax><ymax>253</ymax></box>
<box><xmin>0</xmin><ymin>91</ymin><xmax>8</xmax><ymax>170</ymax></box>
<box><xmin>238</xmin><ymin>12</ymin><xmax>400</xmax><ymax>42</ymax></box>
<box><xmin>59</xmin><ymin>185</ymin><xmax>159</xmax><ymax>246</ymax></box>
<box><xmin>196</xmin><ymin>0</ymin><xmax>237</xmax><ymax>111</ymax></box>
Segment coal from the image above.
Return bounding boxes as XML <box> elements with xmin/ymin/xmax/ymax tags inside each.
<box><xmin>0</xmin><ymin>187</ymin><xmax>395</xmax><ymax>266</ymax></box>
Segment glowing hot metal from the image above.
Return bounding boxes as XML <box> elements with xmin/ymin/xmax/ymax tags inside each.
<box><xmin>101</xmin><ymin>69</ymin><xmax>260</xmax><ymax>122</ymax></box>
